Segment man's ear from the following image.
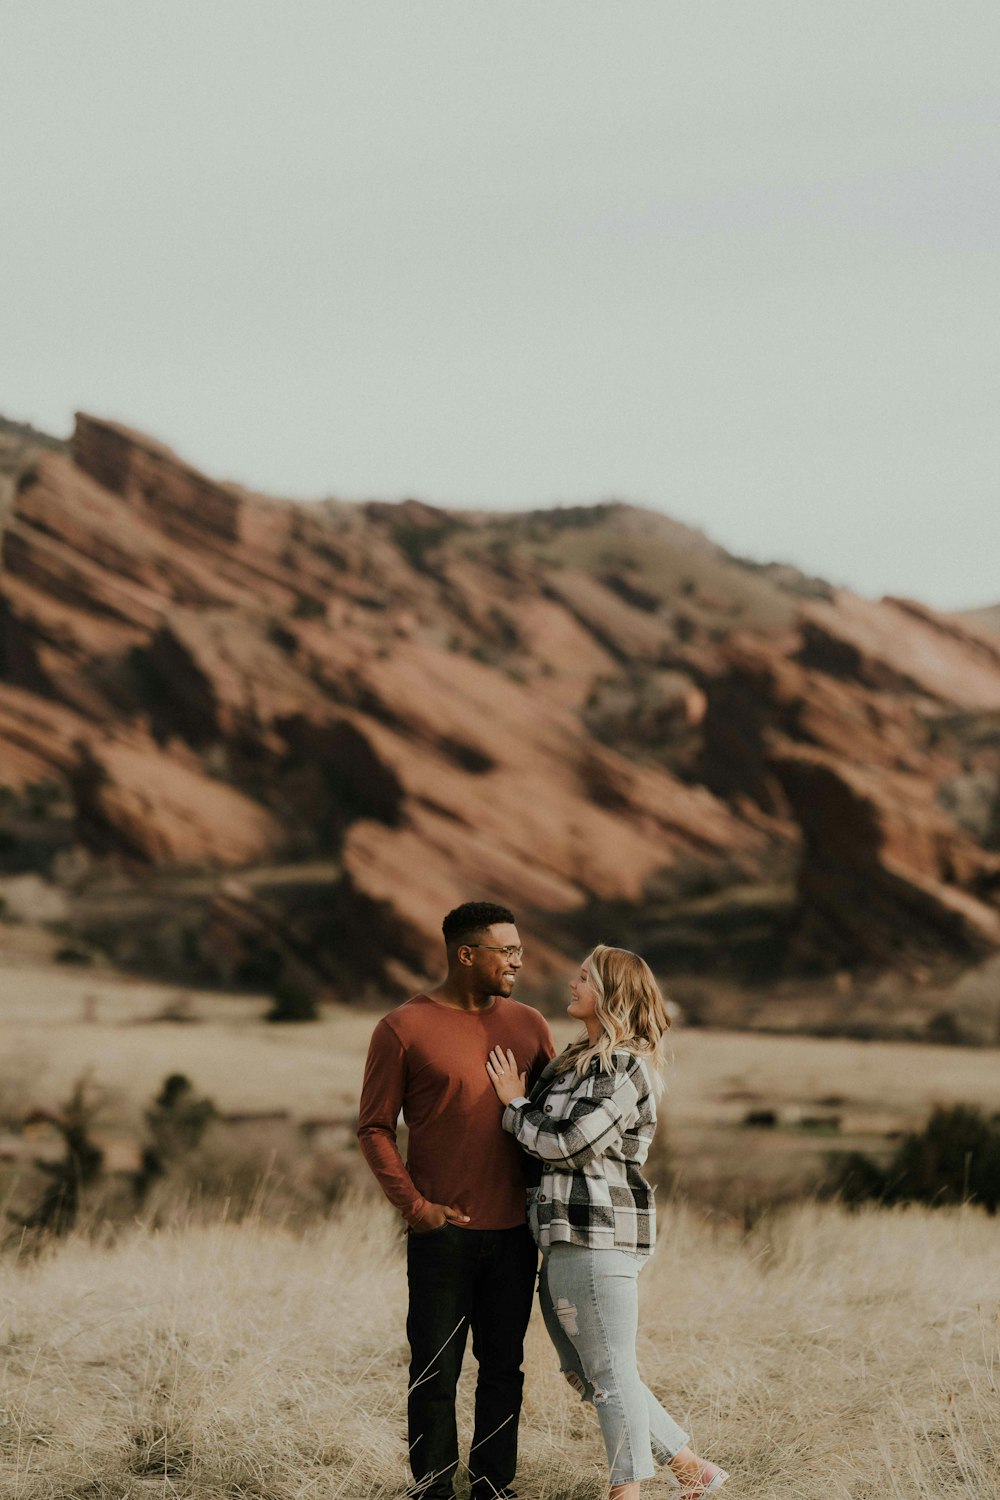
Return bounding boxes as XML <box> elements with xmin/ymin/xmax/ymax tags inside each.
<box><xmin>456</xmin><ymin>945</ymin><xmax>474</xmax><ymax>967</ymax></box>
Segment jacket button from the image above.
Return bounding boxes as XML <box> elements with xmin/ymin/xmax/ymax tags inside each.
<box><xmin>537</xmin><ymin>1195</ymin><xmax>546</xmax><ymax>1203</ymax></box>
<box><xmin>544</xmin><ymin>1104</ymin><xmax>553</xmax><ymax>1113</ymax></box>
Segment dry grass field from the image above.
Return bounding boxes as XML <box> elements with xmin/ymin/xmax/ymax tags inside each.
<box><xmin>0</xmin><ymin>1196</ymin><xmax>997</xmax><ymax>1500</ymax></box>
<box><xmin>2</xmin><ymin>957</ymin><xmax>1000</xmax><ymax>1213</ymax></box>
<box><xmin>1</xmin><ymin>960</ymin><xmax>1000</xmax><ymax>1497</ymax></box>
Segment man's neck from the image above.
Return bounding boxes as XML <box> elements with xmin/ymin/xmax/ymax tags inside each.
<box><xmin>427</xmin><ymin>980</ymin><xmax>497</xmax><ymax>1013</ymax></box>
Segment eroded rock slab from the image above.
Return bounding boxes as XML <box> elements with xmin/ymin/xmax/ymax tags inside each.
<box><xmin>2</xmin><ymin>411</ymin><xmax>999</xmax><ymax>998</ymax></box>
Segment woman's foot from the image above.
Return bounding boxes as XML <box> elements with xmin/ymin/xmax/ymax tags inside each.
<box><xmin>683</xmin><ymin>1462</ymin><xmax>729</xmax><ymax>1496</ymax></box>
<box><xmin>668</xmin><ymin>1447</ymin><xmax>729</xmax><ymax>1496</ymax></box>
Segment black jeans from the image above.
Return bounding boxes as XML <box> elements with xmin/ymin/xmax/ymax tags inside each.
<box><xmin>406</xmin><ymin>1221</ymin><xmax>537</xmax><ymax>1500</ymax></box>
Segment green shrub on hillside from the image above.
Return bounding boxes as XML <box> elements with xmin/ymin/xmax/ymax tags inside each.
<box><xmin>828</xmin><ymin>1104</ymin><xmax>1000</xmax><ymax>1212</ymax></box>
<box><xmin>135</xmin><ymin>1073</ymin><xmax>218</xmax><ymax>1200</ymax></box>
<box><xmin>9</xmin><ymin>1076</ymin><xmax>105</xmax><ymax>1239</ymax></box>
<box><xmin>266</xmin><ymin>978</ymin><xmax>319</xmax><ymax>1023</ymax></box>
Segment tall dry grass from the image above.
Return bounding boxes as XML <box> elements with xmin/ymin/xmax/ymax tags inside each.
<box><xmin>0</xmin><ymin>1195</ymin><xmax>997</xmax><ymax>1500</ymax></box>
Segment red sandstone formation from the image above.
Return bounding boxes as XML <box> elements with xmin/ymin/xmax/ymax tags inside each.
<box><xmin>772</xmin><ymin>745</ymin><xmax>1000</xmax><ymax>966</ymax></box>
<box><xmin>1</xmin><ymin>412</ymin><xmax>999</xmax><ymax>995</ymax></box>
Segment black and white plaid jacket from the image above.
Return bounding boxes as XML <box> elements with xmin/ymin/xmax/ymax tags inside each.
<box><xmin>502</xmin><ymin>1048</ymin><xmax>657</xmax><ymax>1258</ymax></box>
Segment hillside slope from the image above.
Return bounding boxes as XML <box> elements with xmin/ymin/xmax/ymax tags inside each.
<box><xmin>956</xmin><ymin>602</ymin><xmax>1000</xmax><ymax>639</ymax></box>
<box><xmin>1</xmin><ymin>414</ymin><xmax>999</xmax><ymax>1010</ymax></box>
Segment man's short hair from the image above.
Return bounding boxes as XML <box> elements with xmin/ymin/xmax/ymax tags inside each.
<box><xmin>442</xmin><ymin>901</ymin><xmax>516</xmax><ymax>949</ymax></box>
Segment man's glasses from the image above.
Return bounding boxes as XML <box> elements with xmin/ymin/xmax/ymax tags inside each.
<box><xmin>467</xmin><ymin>943</ymin><xmax>524</xmax><ymax>959</ymax></box>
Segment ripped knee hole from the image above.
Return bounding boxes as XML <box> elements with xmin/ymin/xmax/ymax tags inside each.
<box><xmin>554</xmin><ymin>1296</ymin><xmax>579</xmax><ymax>1336</ymax></box>
<box><xmin>562</xmin><ymin>1369</ymin><xmax>610</xmax><ymax>1405</ymax></box>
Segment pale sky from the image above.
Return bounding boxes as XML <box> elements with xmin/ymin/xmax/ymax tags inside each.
<box><xmin>2</xmin><ymin>2</ymin><xmax>997</xmax><ymax>609</ymax></box>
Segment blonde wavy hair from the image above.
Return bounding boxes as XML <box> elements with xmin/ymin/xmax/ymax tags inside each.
<box><xmin>554</xmin><ymin>944</ymin><xmax>671</xmax><ymax>1093</ymax></box>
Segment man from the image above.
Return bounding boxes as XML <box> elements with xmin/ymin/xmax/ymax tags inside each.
<box><xmin>357</xmin><ymin>901</ymin><xmax>555</xmax><ymax>1500</ymax></box>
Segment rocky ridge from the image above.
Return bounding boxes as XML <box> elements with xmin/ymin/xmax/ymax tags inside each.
<box><xmin>1</xmin><ymin>414</ymin><xmax>999</xmax><ymax>1026</ymax></box>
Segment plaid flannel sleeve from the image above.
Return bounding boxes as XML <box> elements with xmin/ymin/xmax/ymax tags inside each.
<box><xmin>503</xmin><ymin>1062</ymin><xmax>641</xmax><ymax>1169</ymax></box>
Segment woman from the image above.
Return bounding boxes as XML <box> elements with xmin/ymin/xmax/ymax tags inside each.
<box><xmin>487</xmin><ymin>945</ymin><xmax>729</xmax><ymax>1500</ymax></box>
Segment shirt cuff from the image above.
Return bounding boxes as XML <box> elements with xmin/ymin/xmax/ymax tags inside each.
<box><xmin>507</xmin><ymin>1095</ymin><xmax>530</xmax><ymax>1108</ymax></box>
<box><xmin>403</xmin><ymin>1195</ymin><xmax>430</xmax><ymax>1228</ymax></box>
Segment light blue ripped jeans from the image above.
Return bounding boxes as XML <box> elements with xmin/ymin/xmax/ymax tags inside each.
<box><xmin>530</xmin><ymin>1198</ymin><xmax>690</xmax><ymax>1485</ymax></box>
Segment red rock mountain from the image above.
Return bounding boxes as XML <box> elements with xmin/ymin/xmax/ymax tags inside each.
<box><xmin>1</xmin><ymin>414</ymin><xmax>999</xmax><ymax>1006</ymax></box>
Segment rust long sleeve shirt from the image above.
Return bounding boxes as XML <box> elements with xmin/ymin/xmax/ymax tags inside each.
<box><xmin>357</xmin><ymin>992</ymin><xmax>555</xmax><ymax>1230</ymax></box>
